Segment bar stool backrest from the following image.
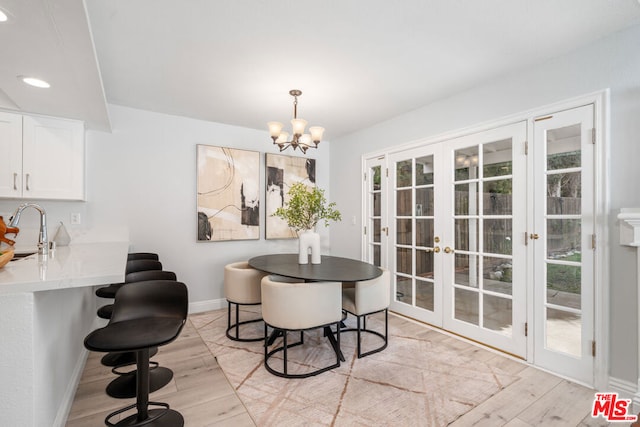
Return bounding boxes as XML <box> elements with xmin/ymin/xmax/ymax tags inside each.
<box><xmin>125</xmin><ymin>270</ymin><xmax>177</xmax><ymax>283</ymax></box>
<box><xmin>125</xmin><ymin>259</ymin><xmax>162</xmax><ymax>275</ymax></box>
<box><xmin>127</xmin><ymin>252</ymin><xmax>159</xmax><ymax>261</ymax></box>
<box><xmin>111</xmin><ymin>280</ymin><xmax>188</xmax><ymax>324</ymax></box>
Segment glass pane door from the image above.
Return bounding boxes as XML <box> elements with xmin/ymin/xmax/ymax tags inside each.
<box><xmin>364</xmin><ymin>157</ymin><xmax>385</xmax><ymax>267</ymax></box>
<box><xmin>442</xmin><ymin>122</ymin><xmax>527</xmax><ymax>357</ymax></box>
<box><xmin>388</xmin><ymin>146</ymin><xmax>443</xmax><ymax>326</ymax></box>
<box><xmin>533</xmin><ymin>105</ymin><xmax>594</xmax><ymax>384</ymax></box>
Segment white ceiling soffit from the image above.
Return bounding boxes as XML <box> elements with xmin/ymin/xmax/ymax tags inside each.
<box><xmin>0</xmin><ymin>0</ymin><xmax>110</xmax><ymax>130</ymax></box>
<box><xmin>2</xmin><ymin>1</ymin><xmax>640</xmax><ymax>136</ymax></box>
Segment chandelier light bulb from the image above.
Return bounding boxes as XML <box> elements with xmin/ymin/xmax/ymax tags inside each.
<box><xmin>291</xmin><ymin>118</ymin><xmax>307</xmax><ymax>136</ymax></box>
<box><xmin>276</xmin><ymin>132</ymin><xmax>289</xmax><ymax>144</ymax></box>
<box><xmin>268</xmin><ymin>121</ymin><xmax>283</xmax><ymax>139</ymax></box>
<box><xmin>299</xmin><ymin>134</ymin><xmax>312</xmax><ymax>147</ymax></box>
<box><xmin>309</xmin><ymin>126</ymin><xmax>325</xmax><ymax>144</ymax></box>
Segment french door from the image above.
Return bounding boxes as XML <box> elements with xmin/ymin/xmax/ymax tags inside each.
<box><xmin>365</xmin><ymin>104</ymin><xmax>597</xmax><ymax>384</ymax></box>
<box><xmin>363</xmin><ymin>156</ymin><xmax>386</xmax><ymax>268</ymax></box>
<box><xmin>531</xmin><ymin>105</ymin><xmax>595</xmax><ymax>385</ymax></box>
<box><xmin>384</xmin><ymin>122</ymin><xmax>527</xmax><ymax>357</ymax></box>
<box><xmin>387</xmin><ymin>145</ymin><xmax>443</xmax><ymax>327</ymax></box>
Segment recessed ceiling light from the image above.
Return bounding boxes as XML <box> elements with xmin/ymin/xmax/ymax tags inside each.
<box><xmin>0</xmin><ymin>9</ymin><xmax>8</xmax><ymax>22</ymax></box>
<box><xmin>19</xmin><ymin>76</ymin><xmax>51</xmax><ymax>88</ymax></box>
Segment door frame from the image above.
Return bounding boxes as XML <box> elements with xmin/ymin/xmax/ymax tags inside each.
<box><xmin>361</xmin><ymin>90</ymin><xmax>609</xmax><ymax>389</ymax></box>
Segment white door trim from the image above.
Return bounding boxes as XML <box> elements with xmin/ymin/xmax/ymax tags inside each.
<box><xmin>361</xmin><ymin>90</ymin><xmax>609</xmax><ymax>389</ymax></box>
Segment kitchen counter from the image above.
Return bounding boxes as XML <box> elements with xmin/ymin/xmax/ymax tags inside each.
<box><xmin>0</xmin><ymin>241</ymin><xmax>128</xmax><ymax>294</ymax></box>
<box><xmin>0</xmin><ymin>240</ymin><xmax>129</xmax><ymax>427</ymax></box>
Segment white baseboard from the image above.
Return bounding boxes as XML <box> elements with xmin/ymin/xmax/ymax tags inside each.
<box><xmin>189</xmin><ymin>298</ymin><xmax>226</xmax><ymax>314</ymax></box>
<box><xmin>608</xmin><ymin>376</ymin><xmax>639</xmax><ymax>412</ymax></box>
<box><xmin>53</xmin><ymin>348</ymin><xmax>89</xmax><ymax>427</ymax></box>
<box><xmin>609</xmin><ymin>376</ymin><xmax>637</xmax><ymax>397</ymax></box>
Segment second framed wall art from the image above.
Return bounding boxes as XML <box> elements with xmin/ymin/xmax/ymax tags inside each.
<box><xmin>265</xmin><ymin>153</ymin><xmax>316</xmax><ymax>239</ymax></box>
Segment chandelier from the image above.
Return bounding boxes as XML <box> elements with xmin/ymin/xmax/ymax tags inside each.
<box><xmin>267</xmin><ymin>89</ymin><xmax>324</xmax><ymax>153</ymax></box>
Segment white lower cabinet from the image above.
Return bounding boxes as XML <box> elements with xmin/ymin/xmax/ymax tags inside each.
<box><xmin>0</xmin><ymin>111</ymin><xmax>85</xmax><ymax>200</ymax></box>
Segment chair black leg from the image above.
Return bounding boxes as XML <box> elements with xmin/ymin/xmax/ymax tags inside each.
<box><xmin>356</xmin><ymin>315</ymin><xmax>362</xmax><ymax>357</ymax></box>
<box><xmin>283</xmin><ymin>330</ymin><xmax>288</xmax><ymax>375</ymax></box>
<box><xmin>226</xmin><ymin>301</ymin><xmax>264</xmax><ymax>342</ymax></box>
<box><xmin>343</xmin><ymin>309</ymin><xmax>388</xmax><ymax>359</ymax></box>
<box><xmin>336</xmin><ymin>321</ymin><xmax>341</xmax><ymax>365</ymax></box>
<box><xmin>137</xmin><ymin>348</ymin><xmax>150</xmax><ymax>421</ymax></box>
<box><xmin>235</xmin><ymin>301</ymin><xmax>240</xmax><ymax>338</ymax></box>
<box><xmin>104</xmin><ymin>348</ymin><xmax>184</xmax><ymax>427</ymax></box>
<box><xmin>264</xmin><ymin>323</ymin><xmax>340</xmax><ymax>379</ymax></box>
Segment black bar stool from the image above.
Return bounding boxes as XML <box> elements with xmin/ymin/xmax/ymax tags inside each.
<box><xmin>100</xmin><ymin>270</ymin><xmax>179</xmax><ymax>398</ymax></box>
<box><xmin>97</xmin><ymin>259</ymin><xmax>164</xmax><ymax>367</ymax></box>
<box><xmin>96</xmin><ymin>259</ymin><xmax>163</xmax><ymax>301</ymax></box>
<box><xmin>84</xmin><ymin>280</ymin><xmax>188</xmax><ymax>427</ymax></box>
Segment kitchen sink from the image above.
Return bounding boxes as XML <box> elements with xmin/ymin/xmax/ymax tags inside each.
<box><xmin>10</xmin><ymin>252</ymin><xmax>37</xmax><ymax>261</ymax></box>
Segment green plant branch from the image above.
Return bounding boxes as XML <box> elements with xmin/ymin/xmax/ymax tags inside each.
<box><xmin>272</xmin><ymin>182</ymin><xmax>342</xmax><ymax>231</ymax></box>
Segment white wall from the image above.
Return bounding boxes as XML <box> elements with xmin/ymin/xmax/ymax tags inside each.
<box><xmin>330</xmin><ymin>24</ymin><xmax>640</xmax><ymax>385</ymax></box>
<box><xmin>85</xmin><ymin>105</ymin><xmax>332</xmax><ymax>306</ymax></box>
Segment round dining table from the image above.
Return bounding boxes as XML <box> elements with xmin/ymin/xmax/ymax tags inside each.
<box><xmin>248</xmin><ymin>253</ymin><xmax>382</xmax><ymax>282</ymax></box>
<box><xmin>248</xmin><ymin>253</ymin><xmax>382</xmax><ymax>362</ymax></box>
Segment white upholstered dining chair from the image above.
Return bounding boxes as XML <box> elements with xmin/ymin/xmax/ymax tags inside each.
<box><xmin>224</xmin><ymin>261</ymin><xmax>268</xmax><ymax>342</ymax></box>
<box><xmin>261</xmin><ymin>275</ymin><xmax>343</xmax><ymax>378</ymax></box>
<box><xmin>341</xmin><ymin>268</ymin><xmax>390</xmax><ymax>358</ymax></box>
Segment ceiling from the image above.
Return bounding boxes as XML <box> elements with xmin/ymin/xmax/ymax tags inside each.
<box><xmin>1</xmin><ymin>1</ymin><xmax>640</xmax><ymax>138</ymax></box>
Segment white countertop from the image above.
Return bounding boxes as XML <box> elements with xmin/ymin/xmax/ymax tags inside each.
<box><xmin>0</xmin><ymin>241</ymin><xmax>129</xmax><ymax>294</ymax></box>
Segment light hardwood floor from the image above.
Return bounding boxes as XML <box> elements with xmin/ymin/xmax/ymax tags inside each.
<box><xmin>66</xmin><ymin>310</ymin><xmax>611</xmax><ymax>426</ymax></box>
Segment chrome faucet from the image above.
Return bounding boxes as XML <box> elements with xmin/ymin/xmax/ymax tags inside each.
<box><xmin>8</xmin><ymin>203</ymin><xmax>49</xmax><ymax>256</ymax></box>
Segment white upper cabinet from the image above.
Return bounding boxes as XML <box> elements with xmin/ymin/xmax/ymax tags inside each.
<box><xmin>0</xmin><ymin>111</ymin><xmax>85</xmax><ymax>201</ymax></box>
<box><xmin>0</xmin><ymin>112</ymin><xmax>23</xmax><ymax>198</ymax></box>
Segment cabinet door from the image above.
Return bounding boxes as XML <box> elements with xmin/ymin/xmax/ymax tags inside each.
<box><xmin>0</xmin><ymin>112</ymin><xmax>23</xmax><ymax>197</ymax></box>
<box><xmin>22</xmin><ymin>116</ymin><xmax>85</xmax><ymax>200</ymax></box>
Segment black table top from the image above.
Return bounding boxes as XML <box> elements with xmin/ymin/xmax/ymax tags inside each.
<box><xmin>248</xmin><ymin>254</ymin><xmax>382</xmax><ymax>282</ymax></box>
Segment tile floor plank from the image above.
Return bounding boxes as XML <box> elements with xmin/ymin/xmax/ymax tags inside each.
<box><xmin>449</xmin><ymin>367</ymin><xmax>563</xmax><ymax>427</ymax></box>
<box><xmin>516</xmin><ymin>380</ymin><xmax>597</xmax><ymax>427</ymax></box>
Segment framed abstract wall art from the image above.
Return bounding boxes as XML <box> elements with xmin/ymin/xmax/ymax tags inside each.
<box><xmin>197</xmin><ymin>145</ymin><xmax>260</xmax><ymax>241</ymax></box>
<box><xmin>265</xmin><ymin>153</ymin><xmax>316</xmax><ymax>239</ymax></box>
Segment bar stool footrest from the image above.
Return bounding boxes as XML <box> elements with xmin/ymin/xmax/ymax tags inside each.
<box><xmin>101</xmin><ymin>347</ymin><xmax>158</xmax><ymax>367</ymax></box>
<box><xmin>106</xmin><ymin>367</ymin><xmax>173</xmax><ymax>399</ymax></box>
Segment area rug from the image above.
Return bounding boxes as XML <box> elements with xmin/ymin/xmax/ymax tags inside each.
<box><xmin>191</xmin><ymin>309</ymin><xmax>521</xmax><ymax>426</ymax></box>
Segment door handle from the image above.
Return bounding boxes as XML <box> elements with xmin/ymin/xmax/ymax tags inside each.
<box><xmin>444</xmin><ymin>246</ymin><xmax>454</xmax><ymax>254</ymax></box>
<box><xmin>13</xmin><ymin>172</ymin><xmax>17</xmax><ymax>190</ymax></box>
<box><xmin>433</xmin><ymin>246</ymin><xmax>441</xmax><ymax>253</ymax></box>
<box><xmin>530</xmin><ymin>233</ymin><xmax>539</xmax><ymax>240</ymax></box>
<box><xmin>25</xmin><ymin>173</ymin><xmax>30</xmax><ymax>191</ymax></box>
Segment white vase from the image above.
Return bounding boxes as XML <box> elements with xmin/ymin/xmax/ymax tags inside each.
<box><xmin>53</xmin><ymin>221</ymin><xmax>71</xmax><ymax>246</ymax></box>
<box><xmin>298</xmin><ymin>229</ymin><xmax>321</xmax><ymax>264</ymax></box>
